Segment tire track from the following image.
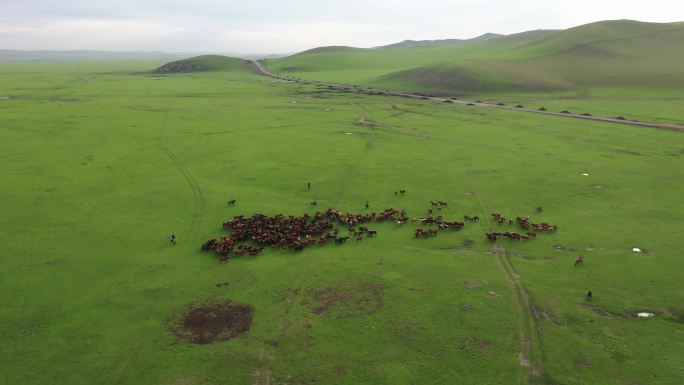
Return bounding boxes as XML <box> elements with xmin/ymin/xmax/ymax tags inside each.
<box><xmin>157</xmin><ymin>111</ymin><xmax>204</xmax><ymax>240</ymax></box>
<box><xmin>461</xmin><ymin>183</ymin><xmax>543</xmax><ymax>384</ymax></box>
<box><xmin>331</xmin><ymin>101</ymin><xmax>376</xmax><ymax>206</ymax></box>
<box><xmin>256</xmin><ymin>67</ymin><xmax>544</xmax><ymax>383</ymax></box>
<box><xmin>348</xmin><ymin>100</ymin><xmax>544</xmax><ymax>383</ymax></box>
<box><xmin>416</xmin><ymin>121</ymin><xmax>543</xmax><ymax>383</ymax></box>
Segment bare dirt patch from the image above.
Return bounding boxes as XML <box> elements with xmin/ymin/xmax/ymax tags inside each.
<box><xmin>170</xmin><ymin>302</ymin><xmax>254</xmax><ymax>344</ymax></box>
<box><xmin>306</xmin><ymin>281</ymin><xmax>384</xmax><ymax>319</ymax></box>
<box><xmin>532</xmin><ymin>305</ymin><xmax>562</xmax><ymax>326</ymax></box>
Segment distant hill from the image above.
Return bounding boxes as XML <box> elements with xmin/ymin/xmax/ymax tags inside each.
<box><xmin>155</xmin><ymin>55</ymin><xmax>247</xmax><ymax>74</ymax></box>
<box><xmin>377</xmin><ymin>33</ymin><xmax>503</xmax><ymax>49</ymax></box>
<box><xmin>267</xmin><ymin>20</ymin><xmax>684</xmax><ymax>94</ymax></box>
<box><xmin>291</xmin><ymin>46</ymin><xmax>363</xmax><ymax>56</ymax></box>
<box><xmin>0</xmin><ymin>50</ymin><xmax>190</xmax><ymax>62</ymax></box>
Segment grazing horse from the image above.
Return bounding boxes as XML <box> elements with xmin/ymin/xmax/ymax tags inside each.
<box><xmin>367</xmin><ymin>230</ymin><xmax>377</xmax><ymax>237</ymax></box>
<box><xmin>310</xmin><ymin>200</ymin><xmax>317</xmax><ymax>206</ymax></box>
<box><xmin>575</xmin><ymin>255</ymin><xmax>584</xmax><ymax>266</ymax></box>
<box><xmin>227</xmin><ymin>199</ymin><xmax>236</xmax><ymax>206</ymax></box>
<box><xmin>399</xmin><ymin>190</ymin><xmax>406</xmax><ymax>195</ymax></box>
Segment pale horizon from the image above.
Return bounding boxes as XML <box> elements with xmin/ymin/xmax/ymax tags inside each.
<box><xmin>0</xmin><ymin>0</ymin><xmax>682</xmax><ymax>55</ymax></box>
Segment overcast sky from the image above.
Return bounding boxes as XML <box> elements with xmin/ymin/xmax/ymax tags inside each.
<box><xmin>0</xmin><ymin>0</ymin><xmax>682</xmax><ymax>54</ymax></box>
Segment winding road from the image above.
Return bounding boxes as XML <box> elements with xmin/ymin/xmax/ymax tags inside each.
<box><xmin>249</xmin><ymin>60</ymin><xmax>684</xmax><ymax>132</ymax></box>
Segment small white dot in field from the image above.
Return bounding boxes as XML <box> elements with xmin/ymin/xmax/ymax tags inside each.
<box><xmin>291</xmin><ymin>100</ymin><xmax>297</xmax><ymax>104</ymax></box>
<box><xmin>637</xmin><ymin>312</ymin><xmax>654</xmax><ymax>318</ymax></box>
<box><xmin>0</xmin><ymin>96</ymin><xmax>9</xmax><ymax>100</ymax></box>
<box><xmin>324</xmin><ymin>108</ymin><xmax>332</xmax><ymax>111</ymax></box>
<box><xmin>581</xmin><ymin>173</ymin><xmax>590</xmax><ymax>176</ymax></box>
<box><xmin>345</xmin><ymin>132</ymin><xmax>354</xmax><ymax>135</ymax></box>
<box><xmin>632</xmin><ymin>247</ymin><xmax>643</xmax><ymax>253</ymax></box>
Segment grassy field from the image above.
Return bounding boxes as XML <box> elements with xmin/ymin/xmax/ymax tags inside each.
<box><xmin>1</xmin><ymin>59</ymin><xmax>683</xmax><ymax>385</ymax></box>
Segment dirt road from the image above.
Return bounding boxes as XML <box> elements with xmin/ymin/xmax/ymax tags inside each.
<box><xmin>249</xmin><ymin>60</ymin><xmax>684</xmax><ymax>133</ymax></box>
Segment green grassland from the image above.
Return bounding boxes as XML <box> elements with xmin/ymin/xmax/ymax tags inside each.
<box><xmin>267</xmin><ymin>20</ymin><xmax>684</xmax><ymax>124</ymax></box>
<box><xmin>1</xmin><ymin>57</ymin><xmax>683</xmax><ymax>385</ymax></box>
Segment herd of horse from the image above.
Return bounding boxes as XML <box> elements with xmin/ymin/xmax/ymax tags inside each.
<box><xmin>201</xmin><ymin>207</ymin><xmax>407</xmax><ymax>261</ymax></box>
<box><xmin>199</xmin><ymin>198</ymin><xmax>558</xmax><ymax>262</ymax></box>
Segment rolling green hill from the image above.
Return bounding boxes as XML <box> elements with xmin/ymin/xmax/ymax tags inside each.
<box><xmin>266</xmin><ymin>20</ymin><xmax>684</xmax><ymax>95</ymax></box>
<box><xmin>156</xmin><ymin>55</ymin><xmax>247</xmax><ymax>73</ymax></box>
<box><xmin>376</xmin><ymin>33</ymin><xmax>504</xmax><ymax>49</ymax></box>
<box><xmin>513</xmin><ymin>19</ymin><xmax>684</xmax><ymax>57</ymax></box>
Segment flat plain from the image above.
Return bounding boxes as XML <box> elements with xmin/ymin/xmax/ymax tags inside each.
<box><xmin>0</xmin><ymin>56</ymin><xmax>683</xmax><ymax>385</ymax></box>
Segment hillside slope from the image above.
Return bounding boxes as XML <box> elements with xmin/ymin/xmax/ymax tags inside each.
<box><xmin>267</xmin><ymin>20</ymin><xmax>684</xmax><ymax>94</ymax></box>
<box><xmin>376</xmin><ymin>33</ymin><xmax>503</xmax><ymax>49</ymax></box>
<box><xmin>156</xmin><ymin>55</ymin><xmax>246</xmax><ymax>74</ymax></box>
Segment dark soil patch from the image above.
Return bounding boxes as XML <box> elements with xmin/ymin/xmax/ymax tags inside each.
<box><xmin>306</xmin><ymin>282</ymin><xmax>384</xmax><ymax>319</ymax></box>
<box><xmin>574</xmin><ymin>358</ymin><xmax>591</xmax><ymax>368</ymax></box>
<box><xmin>45</xmin><ymin>258</ymin><xmax>66</xmax><ymax>266</ymax></box>
<box><xmin>615</xmin><ymin>149</ymin><xmax>643</xmax><ymax>156</ymax></box>
<box><xmin>459</xmin><ymin>336</ymin><xmax>491</xmax><ymax>351</ymax></box>
<box><xmin>664</xmin><ymin>307</ymin><xmax>684</xmax><ymax>324</ymax></box>
<box><xmin>170</xmin><ymin>302</ymin><xmax>253</xmax><ymax>344</ymax></box>
<box><xmin>583</xmin><ymin>304</ymin><xmax>628</xmax><ymax>318</ymax></box>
